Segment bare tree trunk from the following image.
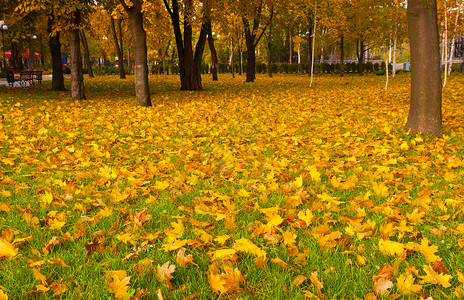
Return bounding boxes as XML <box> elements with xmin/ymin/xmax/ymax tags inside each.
<box><xmin>79</xmin><ymin>29</ymin><xmax>94</xmax><ymax>78</ymax></box>
<box><xmin>339</xmin><ymin>34</ymin><xmax>344</xmax><ymax>76</ymax></box>
<box><xmin>48</xmin><ymin>12</ymin><xmax>65</xmax><ymax>91</ymax></box>
<box><xmin>405</xmin><ymin>0</ymin><xmax>442</xmax><ymax>136</ymax></box>
<box><xmin>289</xmin><ymin>31</ymin><xmax>292</xmax><ymax>64</ymax></box>
<box><xmin>443</xmin><ymin>1</ymin><xmax>448</xmax><ymax>87</ymax></box>
<box><xmin>310</xmin><ymin>2</ymin><xmax>317</xmax><ymax>87</ymax></box>
<box><xmin>111</xmin><ymin>17</ymin><xmax>126</xmax><ymax>79</ymax></box>
<box><xmin>447</xmin><ymin>2</ymin><xmax>462</xmax><ymax>77</ymax></box>
<box><xmin>122</xmin><ymin>0</ymin><xmax>151</xmax><ymax>107</ymax></box>
<box><xmin>163</xmin><ymin>0</ymin><xmax>207</xmax><ymax>90</ymax></box>
<box><xmin>392</xmin><ymin>22</ymin><xmax>398</xmax><ymax>77</ymax></box>
<box><xmin>206</xmin><ymin>19</ymin><xmax>218</xmax><ymax>81</ymax></box>
<box><xmin>231</xmin><ymin>39</ymin><xmax>235</xmax><ymax>78</ymax></box>
<box><xmin>70</xmin><ymin>9</ymin><xmax>85</xmax><ymax>100</ymax></box>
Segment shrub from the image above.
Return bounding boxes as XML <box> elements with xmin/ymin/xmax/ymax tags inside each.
<box><xmin>364</xmin><ymin>62</ymin><xmax>374</xmax><ymax>73</ymax></box>
<box><xmin>63</xmin><ymin>66</ymin><xmax>71</xmax><ymax>74</ymax></box>
<box><xmin>373</xmin><ymin>63</ymin><xmax>380</xmax><ymax>71</ymax></box>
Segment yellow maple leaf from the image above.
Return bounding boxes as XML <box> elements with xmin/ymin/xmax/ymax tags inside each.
<box><xmin>397</xmin><ymin>273</ymin><xmax>421</xmax><ymax>295</ymax></box>
<box><xmin>310</xmin><ymin>271</ymin><xmax>323</xmax><ymax>297</ymax></box>
<box><xmin>156</xmin><ymin>261</ymin><xmax>176</xmax><ymax>289</ymax></box>
<box><xmin>420</xmin><ymin>265</ymin><xmax>452</xmax><ymax>288</ymax></box>
<box><xmin>233</xmin><ymin>238</ymin><xmax>266</xmax><ymax>258</ymax></box>
<box><xmin>214</xmin><ymin>235</ymin><xmax>231</xmax><ymax>245</ymax></box>
<box><xmin>106</xmin><ymin>270</ymin><xmax>131</xmax><ymax>299</ymax></box>
<box><xmin>33</xmin><ymin>268</ymin><xmax>48</xmax><ymax>285</ymax></box>
<box><xmin>293</xmin><ymin>175</ymin><xmax>303</xmax><ymax>188</ymax></box>
<box><xmin>209</xmin><ymin>273</ymin><xmax>228</xmax><ymax>294</ymax></box>
<box><xmin>0</xmin><ymin>238</ymin><xmax>18</xmax><ymax>258</ymax></box>
<box><xmin>209</xmin><ymin>248</ymin><xmax>237</xmax><ymax>260</ymax></box>
<box><xmin>372</xmin><ymin>182</ymin><xmax>389</xmax><ymax>197</ymax></box>
<box><xmin>187</xmin><ymin>174</ymin><xmax>199</xmax><ymax>186</ymax></box>
<box><xmin>237</xmin><ymin>189</ymin><xmax>250</xmax><ymax>197</ymax></box>
<box><xmin>416</xmin><ymin>239</ymin><xmax>440</xmax><ymax>264</ymax></box>
<box><xmin>39</xmin><ymin>191</ymin><xmax>53</xmax><ymax>206</ymax></box>
<box><xmin>379</xmin><ymin>239</ymin><xmax>404</xmax><ymax>257</ymax></box>
<box><xmin>0</xmin><ymin>289</ymin><xmax>7</xmax><ymax>300</ymax></box>
<box><xmin>282</xmin><ymin>230</ymin><xmax>297</xmax><ymax>246</ymax></box>
<box><xmin>0</xmin><ymin>190</ymin><xmax>11</xmax><ymax>197</ymax></box>
<box><xmin>48</xmin><ymin>219</ymin><xmax>65</xmax><ymax>230</ymax></box>
<box><xmin>271</xmin><ymin>257</ymin><xmax>289</xmax><ymax>268</ymax></box>
<box><xmin>309</xmin><ymin>167</ymin><xmax>321</xmax><ymax>182</ymax></box>
<box><xmin>297</xmin><ymin>209</ymin><xmax>315</xmax><ymax>227</ymax></box>
<box><xmin>154</xmin><ymin>180</ymin><xmax>170</xmax><ymax>191</ymax></box>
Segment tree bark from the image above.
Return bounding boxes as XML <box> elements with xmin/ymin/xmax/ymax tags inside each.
<box><xmin>242</xmin><ymin>1</ymin><xmax>271</xmax><ymax>83</ymax></box>
<box><xmin>339</xmin><ymin>34</ymin><xmax>344</xmax><ymax>76</ymax></box>
<box><xmin>111</xmin><ymin>17</ymin><xmax>126</xmax><ymax>79</ymax></box>
<box><xmin>206</xmin><ymin>19</ymin><xmax>218</xmax><ymax>81</ymax></box>
<box><xmin>121</xmin><ymin>0</ymin><xmax>151</xmax><ymax>107</ymax></box>
<box><xmin>70</xmin><ymin>9</ymin><xmax>85</xmax><ymax>100</ymax></box>
<box><xmin>79</xmin><ymin>29</ymin><xmax>94</xmax><ymax>78</ymax></box>
<box><xmin>356</xmin><ymin>39</ymin><xmax>365</xmax><ymax>76</ymax></box>
<box><xmin>163</xmin><ymin>0</ymin><xmax>207</xmax><ymax>90</ymax></box>
<box><xmin>405</xmin><ymin>0</ymin><xmax>442</xmax><ymax>136</ymax></box>
<box><xmin>48</xmin><ymin>13</ymin><xmax>65</xmax><ymax>91</ymax></box>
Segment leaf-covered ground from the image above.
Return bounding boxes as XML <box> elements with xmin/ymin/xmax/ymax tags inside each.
<box><xmin>1</xmin><ymin>74</ymin><xmax>464</xmax><ymax>299</ymax></box>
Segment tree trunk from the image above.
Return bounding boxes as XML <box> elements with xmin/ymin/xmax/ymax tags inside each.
<box><xmin>289</xmin><ymin>31</ymin><xmax>292</xmax><ymax>64</ymax></box>
<box><xmin>111</xmin><ymin>17</ymin><xmax>126</xmax><ymax>79</ymax></box>
<box><xmin>163</xmin><ymin>0</ymin><xmax>207</xmax><ymax>90</ymax></box>
<box><xmin>48</xmin><ymin>13</ymin><xmax>65</xmax><ymax>91</ymax></box>
<box><xmin>206</xmin><ymin>20</ymin><xmax>218</xmax><ymax>81</ymax></box>
<box><xmin>392</xmin><ymin>22</ymin><xmax>398</xmax><ymax>77</ymax></box>
<box><xmin>231</xmin><ymin>39</ymin><xmax>235</xmax><ymax>78</ymax></box>
<box><xmin>339</xmin><ymin>34</ymin><xmax>344</xmax><ymax>76</ymax></box>
<box><xmin>123</xmin><ymin>0</ymin><xmax>151</xmax><ymax>107</ymax></box>
<box><xmin>405</xmin><ymin>0</ymin><xmax>442</xmax><ymax>136</ymax></box>
<box><xmin>447</xmin><ymin>3</ymin><xmax>462</xmax><ymax>77</ymax></box>
<box><xmin>245</xmin><ymin>35</ymin><xmax>256</xmax><ymax>82</ymax></box>
<box><xmin>79</xmin><ymin>29</ymin><xmax>94</xmax><ymax>78</ymax></box>
<box><xmin>356</xmin><ymin>39</ymin><xmax>365</xmax><ymax>76</ymax></box>
<box><xmin>268</xmin><ymin>27</ymin><xmax>272</xmax><ymax>78</ymax></box>
<box><xmin>70</xmin><ymin>9</ymin><xmax>85</xmax><ymax>100</ymax></box>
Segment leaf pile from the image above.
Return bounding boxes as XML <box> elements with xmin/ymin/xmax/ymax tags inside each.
<box><xmin>0</xmin><ymin>74</ymin><xmax>464</xmax><ymax>299</ymax></box>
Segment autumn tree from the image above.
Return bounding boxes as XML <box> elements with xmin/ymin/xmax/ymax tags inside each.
<box><xmin>239</xmin><ymin>0</ymin><xmax>273</xmax><ymax>82</ymax></box>
<box><xmin>119</xmin><ymin>0</ymin><xmax>151</xmax><ymax>107</ymax></box>
<box><xmin>163</xmin><ymin>0</ymin><xmax>208</xmax><ymax>90</ymax></box>
<box><xmin>405</xmin><ymin>0</ymin><xmax>442</xmax><ymax>136</ymax></box>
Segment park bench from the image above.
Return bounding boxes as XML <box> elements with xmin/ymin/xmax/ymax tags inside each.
<box><xmin>20</xmin><ymin>70</ymin><xmax>33</xmax><ymax>86</ymax></box>
<box><xmin>33</xmin><ymin>70</ymin><xmax>42</xmax><ymax>84</ymax></box>
<box><xmin>6</xmin><ymin>70</ymin><xmax>19</xmax><ymax>87</ymax></box>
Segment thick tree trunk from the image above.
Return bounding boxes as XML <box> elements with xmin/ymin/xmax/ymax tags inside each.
<box><xmin>124</xmin><ymin>0</ymin><xmax>151</xmax><ymax>106</ymax></box>
<box><xmin>111</xmin><ymin>17</ymin><xmax>126</xmax><ymax>79</ymax></box>
<box><xmin>70</xmin><ymin>28</ymin><xmax>85</xmax><ymax>100</ymax></box>
<box><xmin>405</xmin><ymin>0</ymin><xmax>442</xmax><ymax>136</ymax></box>
<box><xmin>48</xmin><ymin>13</ymin><xmax>65</xmax><ymax>91</ymax></box>
<box><xmin>79</xmin><ymin>29</ymin><xmax>94</xmax><ymax>78</ymax></box>
<box><xmin>70</xmin><ymin>9</ymin><xmax>85</xmax><ymax>100</ymax></box>
<box><xmin>245</xmin><ymin>37</ymin><xmax>256</xmax><ymax>82</ymax></box>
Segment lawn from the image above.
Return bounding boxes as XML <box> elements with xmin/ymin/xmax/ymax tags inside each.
<box><xmin>1</xmin><ymin>73</ymin><xmax>464</xmax><ymax>299</ymax></box>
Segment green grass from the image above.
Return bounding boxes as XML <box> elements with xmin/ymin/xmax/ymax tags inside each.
<box><xmin>1</xmin><ymin>73</ymin><xmax>464</xmax><ymax>299</ymax></box>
